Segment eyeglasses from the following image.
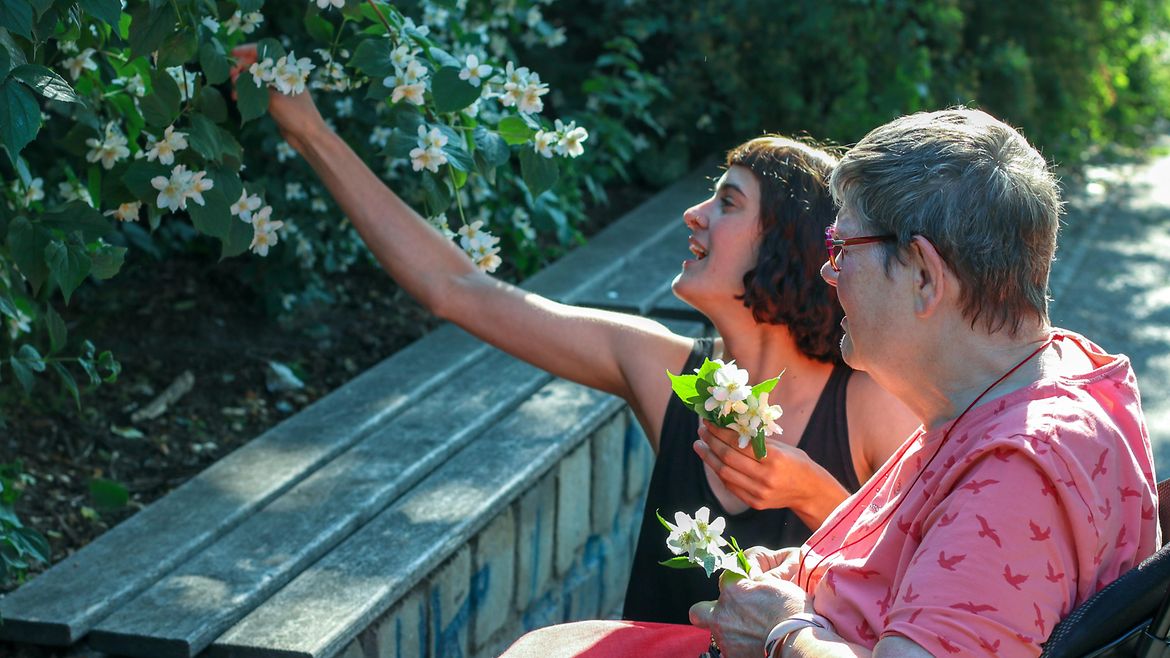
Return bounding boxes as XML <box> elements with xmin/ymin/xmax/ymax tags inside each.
<box><xmin>824</xmin><ymin>226</ymin><xmax>897</xmax><ymax>272</ymax></box>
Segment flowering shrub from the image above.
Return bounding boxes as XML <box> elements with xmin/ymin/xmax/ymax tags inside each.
<box><xmin>0</xmin><ymin>0</ymin><xmax>674</xmax><ymax>413</ymax></box>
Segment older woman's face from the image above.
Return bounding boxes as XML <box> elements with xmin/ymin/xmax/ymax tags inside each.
<box><xmin>672</xmin><ymin>165</ymin><xmax>763</xmax><ymax>313</ymax></box>
<box><xmin>821</xmin><ymin>210</ymin><xmax>906</xmax><ymax>371</ymax></box>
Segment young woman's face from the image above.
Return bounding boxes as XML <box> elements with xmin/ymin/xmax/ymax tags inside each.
<box><xmin>671</xmin><ymin>165</ymin><xmax>763</xmax><ymax>313</ymax></box>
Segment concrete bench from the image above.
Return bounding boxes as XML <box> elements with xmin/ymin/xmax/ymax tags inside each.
<box><xmin>0</xmin><ymin>163</ymin><xmax>714</xmax><ymax>658</ymax></box>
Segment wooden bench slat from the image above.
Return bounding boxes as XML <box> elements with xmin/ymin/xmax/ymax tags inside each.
<box><xmin>0</xmin><ymin>323</ymin><xmax>484</xmax><ymax>646</ymax></box>
<box><xmin>209</xmin><ymin>379</ymin><xmax>624</xmax><ymax>658</ymax></box>
<box><xmin>84</xmin><ymin>350</ymin><xmax>551</xmax><ymax>658</ymax></box>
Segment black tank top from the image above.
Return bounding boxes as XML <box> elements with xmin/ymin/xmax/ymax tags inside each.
<box><xmin>622</xmin><ymin>337</ymin><xmax>859</xmax><ymax>624</ymax></box>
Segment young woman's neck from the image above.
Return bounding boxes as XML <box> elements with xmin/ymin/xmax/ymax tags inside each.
<box><xmin>712</xmin><ymin>312</ymin><xmax>831</xmax><ymax>387</ymax></box>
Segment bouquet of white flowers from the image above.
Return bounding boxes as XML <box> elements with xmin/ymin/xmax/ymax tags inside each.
<box><xmin>667</xmin><ymin>358</ymin><xmax>783</xmax><ymax>459</ymax></box>
<box><xmin>657</xmin><ymin>507</ymin><xmax>754</xmax><ymax>581</ymax></box>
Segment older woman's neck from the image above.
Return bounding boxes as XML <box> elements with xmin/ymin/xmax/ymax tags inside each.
<box><xmin>904</xmin><ymin>322</ymin><xmax>1054</xmax><ymax>431</ymax></box>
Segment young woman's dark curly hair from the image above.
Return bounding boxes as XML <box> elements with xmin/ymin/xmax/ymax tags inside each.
<box><xmin>728</xmin><ymin>136</ymin><xmax>844</xmax><ymax>364</ymax></box>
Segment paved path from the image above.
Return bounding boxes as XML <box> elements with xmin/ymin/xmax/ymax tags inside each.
<box><xmin>1049</xmin><ymin>139</ymin><xmax>1170</xmax><ymax>476</ymax></box>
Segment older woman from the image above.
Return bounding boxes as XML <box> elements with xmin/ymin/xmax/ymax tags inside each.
<box><xmin>505</xmin><ymin>109</ymin><xmax>1160</xmax><ymax>656</ymax></box>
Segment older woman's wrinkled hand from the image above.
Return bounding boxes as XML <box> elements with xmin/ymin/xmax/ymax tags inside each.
<box><xmin>690</xmin><ymin>571</ymin><xmax>812</xmax><ymax>658</ymax></box>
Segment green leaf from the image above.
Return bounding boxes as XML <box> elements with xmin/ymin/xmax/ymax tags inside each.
<box><xmin>497</xmin><ymin>115</ymin><xmax>535</xmax><ymax>145</ymax></box>
<box><xmin>52</xmin><ymin>362</ymin><xmax>80</xmax><ymax>409</ymax></box>
<box><xmin>194</xmin><ymin>85</ymin><xmax>228</xmax><ymax>123</ymax></box>
<box><xmin>751</xmin><ymin>375</ymin><xmax>780</xmax><ymax>397</ymax></box>
<box><xmin>430</xmin><ymin>67</ymin><xmax>481</xmax><ymax>114</ymax></box>
<box><xmin>519</xmin><ymin>148</ymin><xmax>558</xmax><ymax>197</ymax></box>
<box><xmin>0</xmin><ymin>78</ymin><xmax>42</xmax><ymax>156</ymax></box>
<box><xmin>237</xmin><ymin>0</ymin><xmax>264</xmax><ymax>11</ymax></box>
<box><xmin>0</xmin><ymin>42</ymin><xmax>10</xmax><ymax>78</ymax></box>
<box><xmin>8</xmin><ymin>217</ymin><xmax>51</xmax><ymax>292</ymax></box>
<box><xmin>256</xmin><ymin>38</ymin><xmax>285</xmax><ymax>62</ymax></box>
<box><xmin>77</xmin><ymin>0</ymin><xmax>121</xmax><ymax>25</ymax></box>
<box><xmin>45</xmin><ymin>305</ymin><xmax>66</xmax><ymax>354</ymax></box>
<box><xmin>89</xmin><ymin>478</ymin><xmax>128</xmax><ymax>510</ymax></box>
<box><xmin>472</xmin><ymin>127</ymin><xmax>509</xmax><ymax>169</ymax></box>
<box><xmin>350</xmin><ymin>38</ymin><xmax>395</xmax><ymax>78</ymax></box>
<box><xmin>141</xmin><ymin>68</ymin><xmax>181</xmax><ymax>129</ymax></box>
<box><xmin>385</xmin><ymin>128</ymin><xmax>417</xmax><ymax>159</ymax></box>
<box><xmin>186</xmin><ymin>172</ymin><xmax>235</xmax><ymax>239</ymax></box>
<box><xmin>658</xmin><ymin>556</ymin><xmax>696</xmax><ymax>570</ymax></box>
<box><xmin>654</xmin><ymin>509</ymin><xmax>674</xmax><ymax>532</ymax></box>
<box><xmin>97</xmin><ymin>350</ymin><xmax>119</xmax><ymax>383</ymax></box>
<box><xmin>236</xmin><ymin>71</ymin><xmax>269</xmax><ymax>125</ymax></box>
<box><xmin>128</xmin><ymin>2</ymin><xmax>177</xmax><ymax>59</ymax></box>
<box><xmin>157</xmin><ymin>30</ymin><xmax>198</xmax><ymax>69</ymax></box>
<box><xmin>303</xmin><ymin>10</ymin><xmax>334</xmax><ymax>44</ymax></box>
<box><xmin>695</xmin><ymin>358</ymin><xmax>722</xmax><ymax>381</ymax></box>
<box><xmin>443</xmin><ymin>141</ymin><xmax>475</xmax><ymax>173</ymax></box>
<box><xmin>198</xmin><ymin>41</ymin><xmax>231</xmax><ymax>86</ymax></box>
<box><xmin>123</xmin><ymin>160</ymin><xmax>170</xmax><ymax>202</ymax></box>
<box><xmin>10</xmin><ymin>344</ymin><xmax>45</xmax><ymax>393</ymax></box>
<box><xmin>40</xmin><ymin>202</ymin><xmax>112</xmax><ymax>241</ymax></box>
<box><xmin>10</xmin><ymin>64</ymin><xmax>82</xmax><ymax>104</ymax></box>
<box><xmin>89</xmin><ymin>244</ymin><xmax>126</xmax><ymax>280</ymax></box>
<box><xmin>666</xmin><ymin>370</ymin><xmax>699</xmax><ymax>405</ymax></box>
<box><xmin>45</xmin><ymin>239</ymin><xmax>91</xmax><ymax>303</ymax></box>
<box><xmin>751</xmin><ymin>433</ymin><xmax>767</xmax><ymax>460</ymax></box>
<box><xmin>221</xmin><ymin>213</ymin><xmax>253</xmax><ymax>259</ymax></box>
<box><xmin>0</xmin><ymin>1</ymin><xmax>33</xmax><ymax>40</ymax></box>
<box><xmin>420</xmin><ymin>172</ymin><xmax>451</xmax><ymax>214</ymax></box>
<box><xmin>186</xmin><ymin>113</ymin><xmax>223</xmax><ymax>161</ymax></box>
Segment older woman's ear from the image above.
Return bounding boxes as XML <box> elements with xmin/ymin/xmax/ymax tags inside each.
<box><xmin>908</xmin><ymin>235</ymin><xmax>951</xmax><ymax>320</ymax></box>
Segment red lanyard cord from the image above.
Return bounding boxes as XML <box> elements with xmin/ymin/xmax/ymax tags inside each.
<box><xmin>797</xmin><ymin>334</ymin><xmax>1059</xmax><ymax>590</ymax></box>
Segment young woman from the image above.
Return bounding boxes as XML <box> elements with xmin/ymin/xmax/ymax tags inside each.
<box><xmin>230</xmin><ymin>46</ymin><xmax>919</xmax><ymax>624</ymax></box>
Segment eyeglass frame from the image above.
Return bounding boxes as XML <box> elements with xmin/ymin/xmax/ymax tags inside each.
<box><xmin>824</xmin><ymin>226</ymin><xmax>898</xmax><ymax>272</ymax></box>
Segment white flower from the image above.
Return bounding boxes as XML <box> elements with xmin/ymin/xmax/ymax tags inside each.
<box><xmin>167</xmin><ymin>66</ymin><xmax>196</xmax><ymax>100</ymax></box>
<box><xmin>392</xmin><ymin>82</ymin><xmax>426</xmax><ymax>105</ymax></box>
<box><xmin>409</xmin><ymin>145</ymin><xmax>447</xmax><ymax>173</ymax></box>
<box><xmin>58</xmin><ymin>180</ymin><xmax>93</xmax><ymax>207</ymax></box>
<box><xmin>459</xmin><ymin>54</ymin><xmax>492</xmax><ymax>87</ymax></box>
<box><xmin>532</xmin><ymin>129</ymin><xmax>556</xmax><ymax>158</ymax></box>
<box><xmin>457</xmin><ymin>220</ymin><xmax>487</xmax><ymax>249</ymax></box>
<box><xmin>544</xmin><ymin>27</ymin><xmax>567</xmax><ymax>48</ymax></box>
<box><xmin>334</xmin><ymin>97</ymin><xmax>354</xmax><ymax>117</ymax></box>
<box><xmin>271</xmin><ymin>52</ymin><xmax>314</xmax><ymax>95</ymax></box>
<box><xmin>417</xmin><ymin>125</ymin><xmax>448</xmax><ymax>151</ymax></box>
<box><xmin>144</xmin><ymin>125</ymin><xmax>188</xmax><ymax>165</ymax></box>
<box><xmin>428</xmin><ymin>213</ymin><xmax>457</xmax><ymax>240</ymax></box>
<box><xmin>390</xmin><ymin>46</ymin><xmax>415</xmax><ymax>70</ymax></box>
<box><xmin>185</xmin><ymin>169</ymin><xmax>214</xmax><ymax>206</ymax></box>
<box><xmin>727</xmin><ymin>416</ymin><xmax>758</xmax><ymax>450</ymax></box>
<box><xmin>311</xmin><ymin>197</ymin><xmax>328</xmax><ymax>212</ymax></box>
<box><xmin>314</xmin><ymin>0</ymin><xmax>345</xmax><ymax>8</ymax></box>
<box><xmin>250</xmin><ymin>207</ymin><xmax>283</xmax><ymax>256</ymax></box>
<box><xmin>704</xmin><ymin>360</ymin><xmax>751</xmax><ymax>417</ymax></box>
<box><xmin>469</xmin><ymin>242</ymin><xmax>502</xmax><ymax>273</ymax></box>
<box><xmin>61</xmin><ymin>48</ymin><xmax>97</xmax><ymax>81</ymax></box>
<box><xmin>201</xmin><ymin>16</ymin><xmax>220</xmax><ymax>33</ymax></box>
<box><xmin>231</xmin><ymin>190</ymin><xmax>263</xmax><ymax>222</ymax></box>
<box><xmin>285</xmin><ymin>182</ymin><xmax>307</xmax><ymax>201</ymax></box>
<box><xmin>665</xmin><ymin>507</ymin><xmax>729</xmax><ymax>574</ymax></box>
<box><xmin>755</xmin><ymin>391</ymin><xmax>783</xmax><ymax>437</ymax></box>
<box><xmin>401</xmin><ymin>59</ymin><xmax>428</xmax><ymax>85</ymax></box>
<box><xmin>250</xmin><ymin>57</ymin><xmax>275</xmax><ymax>86</ymax></box>
<box><xmin>401</xmin><ymin>17</ymin><xmax>430</xmax><ymax>37</ymax></box>
<box><xmin>150</xmin><ymin>169</ymin><xmax>187</xmax><ymax>212</ymax></box>
<box><xmin>276</xmin><ymin>142</ymin><xmax>297</xmax><ymax>162</ymax></box>
<box><xmin>84</xmin><ymin>122</ymin><xmax>129</xmax><ymax>169</ymax></box>
<box><xmin>518</xmin><ymin>76</ymin><xmax>549</xmax><ymax>114</ymax></box>
<box><xmin>12</xmin><ymin>177</ymin><xmax>44</xmax><ymax>207</ymax></box>
<box><xmin>6</xmin><ymin>309</ymin><xmax>32</xmax><ymax>340</ymax></box>
<box><xmin>369</xmin><ymin>126</ymin><xmax>393</xmax><ymax>148</ymax></box>
<box><xmin>423</xmin><ymin>4</ymin><xmax>449</xmax><ymax>27</ymax></box>
<box><xmin>117</xmin><ymin>73</ymin><xmax>147</xmax><ymax>97</ymax></box>
<box><xmin>104</xmin><ymin>201</ymin><xmax>142</xmax><ymax>222</ymax></box>
<box><xmin>241</xmin><ymin>11</ymin><xmax>264</xmax><ymax>33</ymax></box>
<box><xmin>555</xmin><ymin>120</ymin><xmax>588</xmax><ymax>158</ymax></box>
<box><xmin>224</xmin><ymin>11</ymin><xmax>244</xmax><ymax>34</ymax></box>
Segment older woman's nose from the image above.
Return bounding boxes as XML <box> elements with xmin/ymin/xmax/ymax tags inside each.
<box><xmin>821</xmin><ymin>260</ymin><xmax>838</xmax><ymax>287</ymax></box>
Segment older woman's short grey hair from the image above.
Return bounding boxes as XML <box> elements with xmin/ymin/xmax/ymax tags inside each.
<box><xmin>830</xmin><ymin>108</ymin><xmax>1061</xmax><ymax>335</ymax></box>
